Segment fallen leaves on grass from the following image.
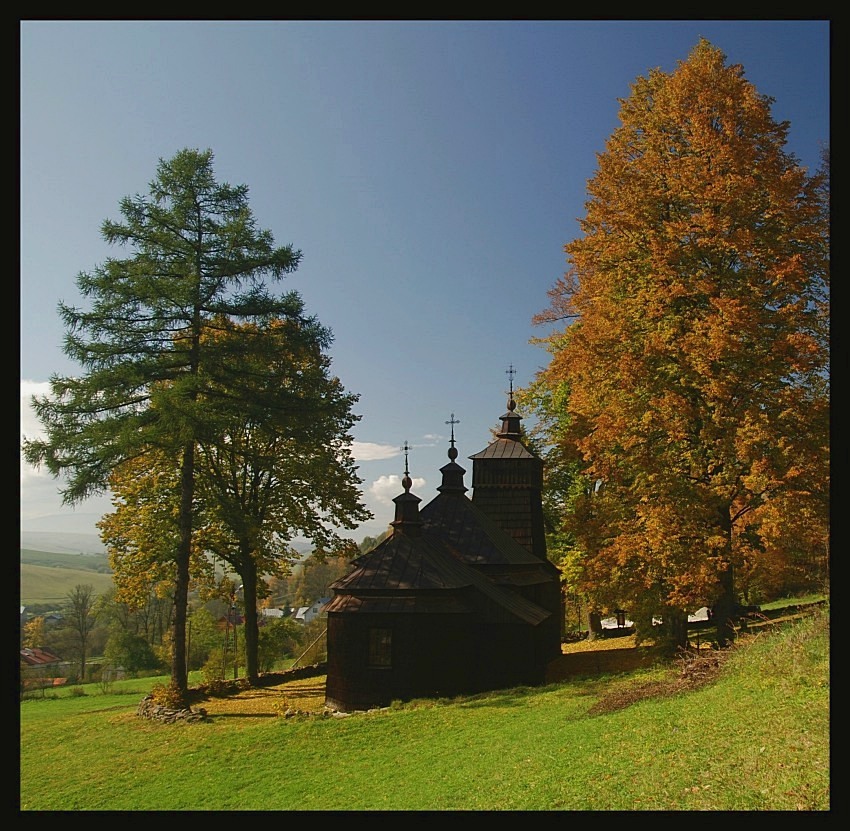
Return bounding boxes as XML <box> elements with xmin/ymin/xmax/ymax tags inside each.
<box><xmin>188</xmin><ymin>675</ymin><xmax>328</xmax><ymax>718</ymax></box>
<box><xmin>586</xmin><ymin>648</ymin><xmax>729</xmax><ymax>716</ymax></box>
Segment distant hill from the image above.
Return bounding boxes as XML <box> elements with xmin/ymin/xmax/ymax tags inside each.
<box><xmin>18</xmin><ymin>530</ymin><xmax>319</xmax><ymax>557</ymax></box>
<box><xmin>19</xmin><ymin>531</ymin><xmax>106</xmax><ymax>555</ymax></box>
<box><xmin>19</xmin><ymin>537</ymin><xmax>315</xmax><ymax>609</ymax></box>
<box><xmin>21</xmin><ymin>549</ymin><xmax>111</xmax><ymax>572</ymax></box>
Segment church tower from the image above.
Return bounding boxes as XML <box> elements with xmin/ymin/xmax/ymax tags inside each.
<box><xmin>469</xmin><ymin>366</ymin><xmax>547</xmax><ymax>562</ymax></box>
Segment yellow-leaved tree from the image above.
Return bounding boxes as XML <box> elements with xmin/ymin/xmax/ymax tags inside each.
<box><xmin>99</xmin><ymin>314</ymin><xmax>370</xmax><ymax>685</ymax></box>
<box><xmin>99</xmin><ymin>449</ymin><xmax>216</xmax><ymax>611</ymax></box>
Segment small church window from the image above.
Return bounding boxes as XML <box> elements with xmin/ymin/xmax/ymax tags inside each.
<box><xmin>368</xmin><ymin>628</ymin><xmax>392</xmax><ymax>668</ymax></box>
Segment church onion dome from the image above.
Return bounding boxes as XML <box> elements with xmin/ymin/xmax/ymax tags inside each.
<box><xmin>390</xmin><ymin>441</ymin><xmax>422</xmax><ymax>535</ymax></box>
<box><xmin>469</xmin><ymin>365</ymin><xmax>537</xmax><ymax>460</ymax></box>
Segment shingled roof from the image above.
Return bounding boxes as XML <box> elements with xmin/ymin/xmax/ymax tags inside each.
<box><xmin>420</xmin><ymin>443</ymin><xmax>556</xmax><ymax>576</ymax></box>
<box><xmin>326</xmin><ymin>490</ymin><xmax>550</xmax><ymax>627</ymax></box>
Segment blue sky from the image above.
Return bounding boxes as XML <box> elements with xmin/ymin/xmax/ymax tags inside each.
<box><xmin>20</xmin><ymin>20</ymin><xmax>831</xmax><ymax>547</ymax></box>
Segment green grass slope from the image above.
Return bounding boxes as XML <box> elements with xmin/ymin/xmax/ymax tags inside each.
<box><xmin>19</xmin><ymin>605</ymin><xmax>829</xmax><ymax>810</ymax></box>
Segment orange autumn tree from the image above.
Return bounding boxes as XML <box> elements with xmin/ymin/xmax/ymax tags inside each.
<box><xmin>529</xmin><ymin>39</ymin><xmax>829</xmax><ymax>651</ymax></box>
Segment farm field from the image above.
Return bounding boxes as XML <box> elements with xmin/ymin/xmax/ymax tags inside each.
<box><xmin>20</xmin><ymin>549</ymin><xmax>113</xmax><ymax>606</ymax></box>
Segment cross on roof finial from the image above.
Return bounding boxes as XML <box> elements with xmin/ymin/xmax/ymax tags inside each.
<box><xmin>445</xmin><ymin>413</ymin><xmax>459</xmax><ymax>448</ymax></box>
<box><xmin>506</xmin><ymin>364</ymin><xmax>515</xmax><ymax>398</ymax></box>
<box><xmin>505</xmin><ymin>364</ymin><xmax>517</xmax><ymax>411</ymax></box>
<box><xmin>400</xmin><ymin>440</ymin><xmax>413</xmax><ymax>492</ymax></box>
<box><xmin>445</xmin><ymin>413</ymin><xmax>460</xmax><ymax>461</ymax></box>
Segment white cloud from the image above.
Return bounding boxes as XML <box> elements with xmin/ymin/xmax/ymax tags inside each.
<box><xmin>351</xmin><ymin>441</ymin><xmax>400</xmax><ymax>461</ymax></box>
<box><xmin>19</xmin><ymin>379</ymin><xmax>114</xmax><ymax>534</ymax></box>
<box><xmin>21</xmin><ymin>381</ymin><xmax>49</xmax><ymax>486</ymax></box>
<box><xmin>21</xmin><ymin>380</ymin><xmax>49</xmax><ymax>437</ymax></box>
<box><xmin>369</xmin><ymin>474</ymin><xmax>428</xmax><ymax>506</ymax></box>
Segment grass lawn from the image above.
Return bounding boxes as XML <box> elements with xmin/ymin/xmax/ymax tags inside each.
<box><xmin>20</xmin><ymin>601</ymin><xmax>829</xmax><ymax>811</ymax></box>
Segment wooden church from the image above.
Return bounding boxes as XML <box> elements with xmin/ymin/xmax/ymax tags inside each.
<box><xmin>323</xmin><ymin>378</ymin><xmax>564</xmax><ymax>712</ymax></box>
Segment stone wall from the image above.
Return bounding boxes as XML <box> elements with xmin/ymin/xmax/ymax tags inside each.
<box><xmin>136</xmin><ymin>695</ymin><xmax>208</xmax><ymax>723</ymax></box>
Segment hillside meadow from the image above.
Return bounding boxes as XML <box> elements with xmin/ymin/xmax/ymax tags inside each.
<box><xmin>19</xmin><ymin>604</ymin><xmax>829</xmax><ymax>811</ymax></box>
<box><xmin>20</xmin><ymin>549</ymin><xmax>113</xmax><ymax>607</ymax></box>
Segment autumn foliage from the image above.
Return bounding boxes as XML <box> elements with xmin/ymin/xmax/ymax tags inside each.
<box><xmin>99</xmin><ymin>316</ymin><xmax>369</xmax><ymax>684</ymax></box>
<box><xmin>98</xmin><ymin>449</ymin><xmax>216</xmax><ymax>610</ymax></box>
<box><xmin>528</xmin><ymin>40</ymin><xmax>829</xmax><ymax>647</ymax></box>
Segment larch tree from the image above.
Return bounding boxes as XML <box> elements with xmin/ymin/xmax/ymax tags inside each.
<box><xmin>23</xmin><ymin>148</ymin><xmax>307</xmax><ymax>702</ymax></box>
<box><xmin>529</xmin><ymin>40</ymin><xmax>829</xmax><ymax>651</ymax></box>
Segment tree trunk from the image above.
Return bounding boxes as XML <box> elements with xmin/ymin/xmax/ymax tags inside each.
<box><xmin>668</xmin><ymin>609</ymin><xmax>689</xmax><ymax>652</ymax></box>
<box><xmin>587</xmin><ymin>610</ymin><xmax>603</xmax><ymax>641</ymax></box>
<box><xmin>171</xmin><ymin>441</ymin><xmax>194</xmax><ymax>702</ymax></box>
<box><xmin>654</xmin><ymin>607</ymin><xmax>689</xmax><ymax>658</ymax></box>
<box><xmin>242</xmin><ymin>556</ymin><xmax>260</xmax><ymax>685</ymax></box>
<box><xmin>713</xmin><ymin>562</ymin><xmax>736</xmax><ymax>648</ymax></box>
<box><xmin>712</xmin><ymin>503</ymin><xmax>736</xmax><ymax>648</ymax></box>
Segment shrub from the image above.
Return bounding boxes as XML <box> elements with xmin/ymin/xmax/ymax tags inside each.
<box><xmin>258</xmin><ymin>617</ymin><xmax>303</xmax><ymax>672</ymax></box>
<box><xmin>201</xmin><ymin>649</ymin><xmax>221</xmax><ymax>682</ymax></box>
<box><xmin>149</xmin><ymin>682</ymin><xmax>186</xmax><ymax>709</ymax></box>
<box><xmin>104</xmin><ymin>631</ymin><xmax>163</xmax><ymax>675</ymax></box>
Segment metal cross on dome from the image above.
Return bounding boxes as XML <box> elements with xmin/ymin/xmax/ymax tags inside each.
<box><xmin>505</xmin><ymin>364</ymin><xmax>517</xmax><ymax>411</ymax></box>
<box><xmin>445</xmin><ymin>413</ymin><xmax>459</xmax><ymax>448</ymax></box>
